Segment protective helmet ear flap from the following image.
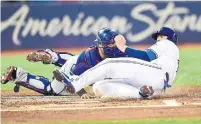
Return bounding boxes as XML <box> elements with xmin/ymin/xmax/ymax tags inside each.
<box><xmin>172</xmin><ymin>33</ymin><xmax>178</xmax><ymax>44</ymax></box>
<box><xmin>152</xmin><ymin>31</ymin><xmax>159</xmax><ymax>40</ymax></box>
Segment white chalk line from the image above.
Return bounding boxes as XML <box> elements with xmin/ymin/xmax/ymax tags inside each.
<box><xmin>1</xmin><ymin>99</ymin><xmax>200</xmax><ymax>112</ymax></box>
<box><xmin>1</xmin><ymin>105</ymin><xmax>181</xmax><ymax>112</ymax></box>
<box><xmin>191</xmin><ymin>102</ymin><xmax>201</xmax><ymax>105</ymax></box>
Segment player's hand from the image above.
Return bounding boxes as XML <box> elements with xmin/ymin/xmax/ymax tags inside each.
<box><xmin>114</xmin><ymin>34</ymin><xmax>127</xmax><ymax>52</ymax></box>
<box><xmin>81</xmin><ymin>93</ymin><xmax>95</xmax><ymax>99</ymax></box>
<box><xmin>27</xmin><ymin>51</ymin><xmax>52</xmax><ymax>64</ymax></box>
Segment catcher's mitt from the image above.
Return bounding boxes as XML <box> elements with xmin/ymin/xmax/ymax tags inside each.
<box><xmin>27</xmin><ymin>51</ymin><xmax>52</xmax><ymax>64</ymax></box>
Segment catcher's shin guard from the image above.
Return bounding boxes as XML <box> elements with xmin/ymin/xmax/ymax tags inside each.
<box><xmin>53</xmin><ymin>69</ymin><xmax>75</xmax><ymax>94</ymax></box>
<box><xmin>1</xmin><ymin>66</ymin><xmax>55</xmax><ymax>95</ymax></box>
<box><xmin>22</xmin><ymin>74</ymin><xmax>54</xmax><ymax>95</ymax></box>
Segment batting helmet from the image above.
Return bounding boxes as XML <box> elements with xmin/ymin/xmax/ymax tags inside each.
<box><xmin>94</xmin><ymin>28</ymin><xmax>125</xmax><ymax>58</ymax></box>
<box><xmin>152</xmin><ymin>27</ymin><xmax>178</xmax><ymax>44</ymax></box>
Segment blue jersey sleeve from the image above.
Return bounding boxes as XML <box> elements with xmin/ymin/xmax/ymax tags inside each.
<box><xmin>125</xmin><ymin>47</ymin><xmax>157</xmax><ymax>61</ymax></box>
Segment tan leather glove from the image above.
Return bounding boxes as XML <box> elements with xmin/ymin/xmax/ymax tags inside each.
<box><xmin>27</xmin><ymin>51</ymin><xmax>52</xmax><ymax>64</ymax></box>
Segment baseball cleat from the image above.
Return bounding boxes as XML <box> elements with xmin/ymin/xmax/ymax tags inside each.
<box><xmin>53</xmin><ymin>69</ymin><xmax>63</xmax><ymax>82</ymax></box>
<box><xmin>27</xmin><ymin>51</ymin><xmax>52</xmax><ymax>64</ymax></box>
<box><xmin>139</xmin><ymin>85</ymin><xmax>154</xmax><ymax>98</ymax></box>
<box><xmin>53</xmin><ymin>69</ymin><xmax>75</xmax><ymax>94</ymax></box>
<box><xmin>1</xmin><ymin>66</ymin><xmax>17</xmax><ymax>84</ymax></box>
<box><xmin>13</xmin><ymin>84</ymin><xmax>20</xmax><ymax>93</ymax></box>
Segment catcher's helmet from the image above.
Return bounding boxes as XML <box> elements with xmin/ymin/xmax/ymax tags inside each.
<box><xmin>152</xmin><ymin>27</ymin><xmax>178</xmax><ymax>44</ymax></box>
<box><xmin>94</xmin><ymin>27</ymin><xmax>118</xmax><ymax>44</ymax></box>
<box><xmin>94</xmin><ymin>28</ymin><xmax>124</xmax><ymax>58</ymax></box>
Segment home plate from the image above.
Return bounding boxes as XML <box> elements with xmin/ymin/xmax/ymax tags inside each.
<box><xmin>163</xmin><ymin>99</ymin><xmax>179</xmax><ymax>106</ymax></box>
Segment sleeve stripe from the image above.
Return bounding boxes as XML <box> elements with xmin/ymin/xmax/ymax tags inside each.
<box><xmin>148</xmin><ymin>48</ymin><xmax>158</xmax><ymax>58</ymax></box>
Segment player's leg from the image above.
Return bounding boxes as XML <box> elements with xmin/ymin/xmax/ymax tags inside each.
<box><xmin>50</xmin><ymin>79</ymin><xmax>68</xmax><ymax>95</ymax></box>
<box><xmin>75</xmin><ymin>58</ymin><xmax>162</xmax><ymax>92</ymax></box>
<box><xmin>55</xmin><ymin>57</ymin><xmax>138</xmax><ymax>93</ymax></box>
<box><xmin>67</xmin><ymin>60</ymin><xmax>112</xmax><ymax>93</ymax></box>
<box><xmin>1</xmin><ymin>54</ymin><xmax>78</xmax><ymax>96</ymax></box>
<box><xmin>1</xmin><ymin>66</ymin><xmax>55</xmax><ymax>95</ymax></box>
<box><xmin>57</xmin><ymin>57</ymin><xmax>166</xmax><ymax>96</ymax></box>
<box><xmin>49</xmin><ymin>55</ymin><xmax>79</xmax><ymax>95</ymax></box>
<box><xmin>59</xmin><ymin>55</ymin><xmax>79</xmax><ymax>76</ymax></box>
<box><xmin>120</xmin><ymin>59</ymin><xmax>166</xmax><ymax>94</ymax></box>
<box><xmin>93</xmin><ymin>79</ymin><xmax>142</xmax><ymax>98</ymax></box>
<box><xmin>95</xmin><ymin>58</ymin><xmax>166</xmax><ymax>94</ymax></box>
<box><xmin>93</xmin><ymin>79</ymin><xmax>155</xmax><ymax>98</ymax></box>
<box><xmin>52</xmin><ymin>51</ymin><xmax>77</xmax><ymax>67</ymax></box>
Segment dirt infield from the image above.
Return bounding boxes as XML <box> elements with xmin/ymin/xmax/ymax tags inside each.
<box><xmin>1</xmin><ymin>86</ymin><xmax>201</xmax><ymax>123</ymax></box>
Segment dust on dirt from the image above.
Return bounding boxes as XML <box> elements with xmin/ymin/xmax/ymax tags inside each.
<box><xmin>1</xmin><ymin>86</ymin><xmax>201</xmax><ymax>123</ymax></box>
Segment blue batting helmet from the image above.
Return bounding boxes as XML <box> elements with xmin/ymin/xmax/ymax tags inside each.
<box><xmin>94</xmin><ymin>28</ymin><xmax>125</xmax><ymax>58</ymax></box>
<box><xmin>152</xmin><ymin>27</ymin><xmax>178</xmax><ymax>44</ymax></box>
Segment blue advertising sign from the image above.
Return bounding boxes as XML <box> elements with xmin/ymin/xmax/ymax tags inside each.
<box><xmin>1</xmin><ymin>2</ymin><xmax>201</xmax><ymax>50</ymax></box>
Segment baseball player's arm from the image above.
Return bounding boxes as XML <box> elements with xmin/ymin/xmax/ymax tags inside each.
<box><xmin>125</xmin><ymin>47</ymin><xmax>157</xmax><ymax>61</ymax></box>
<box><xmin>52</xmin><ymin>51</ymin><xmax>74</xmax><ymax>67</ymax></box>
<box><xmin>27</xmin><ymin>49</ymin><xmax>74</xmax><ymax>67</ymax></box>
<box><xmin>114</xmin><ymin>35</ymin><xmax>157</xmax><ymax>61</ymax></box>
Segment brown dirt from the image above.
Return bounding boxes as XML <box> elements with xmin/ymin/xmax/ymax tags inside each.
<box><xmin>2</xmin><ymin>106</ymin><xmax>201</xmax><ymax>123</ymax></box>
<box><xmin>1</xmin><ymin>86</ymin><xmax>201</xmax><ymax>123</ymax></box>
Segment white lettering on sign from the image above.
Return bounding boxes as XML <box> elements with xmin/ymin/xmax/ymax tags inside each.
<box><xmin>1</xmin><ymin>2</ymin><xmax>201</xmax><ymax>45</ymax></box>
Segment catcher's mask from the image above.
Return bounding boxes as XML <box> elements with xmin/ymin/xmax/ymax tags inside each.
<box><xmin>94</xmin><ymin>28</ymin><xmax>125</xmax><ymax>58</ymax></box>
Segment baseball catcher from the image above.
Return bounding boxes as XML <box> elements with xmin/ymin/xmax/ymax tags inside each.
<box><xmin>1</xmin><ymin>28</ymin><xmax>126</xmax><ymax>97</ymax></box>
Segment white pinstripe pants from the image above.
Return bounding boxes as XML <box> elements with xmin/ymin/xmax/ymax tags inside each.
<box><xmin>71</xmin><ymin>57</ymin><xmax>167</xmax><ymax>98</ymax></box>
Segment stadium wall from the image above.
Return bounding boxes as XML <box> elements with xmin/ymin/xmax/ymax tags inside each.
<box><xmin>1</xmin><ymin>1</ymin><xmax>201</xmax><ymax>51</ymax></box>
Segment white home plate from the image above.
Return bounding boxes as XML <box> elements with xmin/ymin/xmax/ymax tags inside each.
<box><xmin>163</xmin><ymin>99</ymin><xmax>179</xmax><ymax>106</ymax></box>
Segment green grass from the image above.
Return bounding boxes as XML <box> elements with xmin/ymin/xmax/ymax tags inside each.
<box><xmin>173</xmin><ymin>49</ymin><xmax>201</xmax><ymax>86</ymax></box>
<box><xmin>5</xmin><ymin>118</ymin><xmax>201</xmax><ymax>124</ymax></box>
<box><xmin>1</xmin><ymin>49</ymin><xmax>201</xmax><ymax>90</ymax></box>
